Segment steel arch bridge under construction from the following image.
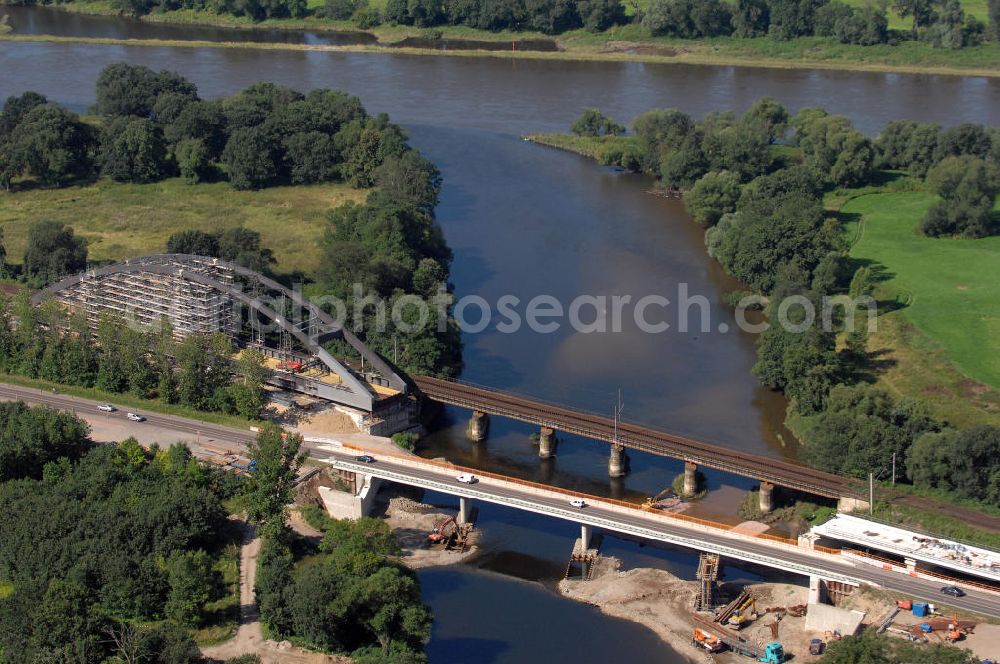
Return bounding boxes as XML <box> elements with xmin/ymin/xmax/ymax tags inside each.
<box><xmin>32</xmin><ymin>254</ymin><xmax>409</xmax><ymax>415</ymax></box>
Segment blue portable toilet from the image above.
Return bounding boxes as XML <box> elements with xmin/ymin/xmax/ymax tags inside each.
<box><xmin>912</xmin><ymin>602</ymin><xmax>929</xmax><ymax>617</ymax></box>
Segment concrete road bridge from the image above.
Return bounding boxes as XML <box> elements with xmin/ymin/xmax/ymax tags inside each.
<box><xmin>2</xmin><ymin>381</ymin><xmax>997</xmax><ymax>618</ymax></box>
<box><xmin>322</xmin><ymin>446</ymin><xmax>1000</xmax><ymax>618</ymax></box>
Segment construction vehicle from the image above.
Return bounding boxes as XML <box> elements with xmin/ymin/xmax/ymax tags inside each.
<box><xmin>692</xmin><ymin>628</ymin><xmax>724</xmax><ymax>653</ymax></box>
<box><xmin>277</xmin><ymin>360</ymin><xmax>304</xmax><ymax>372</ymax></box>
<box><xmin>758</xmin><ymin>642</ymin><xmax>785</xmax><ymax>663</ymax></box>
<box><xmin>694</xmin><ymin>613</ymin><xmax>784</xmax><ymax>663</ymax></box>
<box><xmin>728</xmin><ymin>595</ymin><xmax>758</xmax><ymax>629</ymax></box>
<box><xmin>693</xmin><ymin>628</ymin><xmax>724</xmax><ymax>652</ymax></box>
<box><xmin>946</xmin><ymin>613</ymin><xmax>963</xmax><ymax>643</ymax></box>
<box><xmin>809</xmin><ymin>639</ymin><xmax>824</xmax><ymax>655</ymax></box>
<box><xmin>428</xmin><ymin>516</ymin><xmax>460</xmax><ymax>548</ymax></box>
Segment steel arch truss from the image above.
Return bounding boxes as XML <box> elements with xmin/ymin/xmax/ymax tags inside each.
<box><xmin>33</xmin><ymin>254</ymin><xmax>407</xmax><ymax>411</ymax></box>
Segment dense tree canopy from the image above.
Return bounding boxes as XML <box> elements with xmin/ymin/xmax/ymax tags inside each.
<box><xmin>0</xmin><ymin>423</ymin><xmax>233</xmax><ymax>662</ymax></box>
<box><xmin>908</xmin><ymin>425</ymin><xmax>1000</xmax><ymax>503</ymax></box>
<box><xmin>803</xmin><ymin>384</ymin><xmax>941</xmax><ymax>478</ymax></box>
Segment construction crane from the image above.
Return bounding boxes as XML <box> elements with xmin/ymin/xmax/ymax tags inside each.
<box><xmin>692</xmin><ymin>628</ymin><xmax>724</xmax><ymax>652</ymax></box>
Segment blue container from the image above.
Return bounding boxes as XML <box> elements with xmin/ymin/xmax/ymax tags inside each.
<box><xmin>912</xmin><ymin>602</ymin><xmax>929</xmax><ymax>617</ymax></box>
<box><xmin>920</xmin><ymin>623</ymin><xmax>933</xmax><ymax>633</ymax></box>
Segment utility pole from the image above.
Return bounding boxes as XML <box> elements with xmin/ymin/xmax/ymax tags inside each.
<box><xmin>891</xmin><ymin>452</ymin><xmax>896</xmax><ymax>486</ymax></box>
<box><xmin>869</xmin><ymin>472</ymin><xmax>874</xmax><ymax>515</ymax></box>
<box><xmin>612</xmin><ymin>388</ymin><xmax>623</xmax><ymax>445</ymax></box>
<box><xmin>393</xmin><ymin>335</ymin><xmax>398</xmax><ymax>364</ymax></box>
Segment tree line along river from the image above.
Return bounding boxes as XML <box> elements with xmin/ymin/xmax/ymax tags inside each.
<box><xmin>2</xmin><ymin>15</ymin><xmax>1000</xmax><ymax>661</ymax></box>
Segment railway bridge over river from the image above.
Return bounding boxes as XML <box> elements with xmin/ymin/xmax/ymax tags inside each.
<box><xmin>34</xmin><ymin>254</ymin><xmax>861</xmax><ymax>509</ymax></box>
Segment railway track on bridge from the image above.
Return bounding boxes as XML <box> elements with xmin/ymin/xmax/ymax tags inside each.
<box><xmin>413</xmin><ymin>375</ymin><xmax>859</xmax><ymax>499</ymax></box>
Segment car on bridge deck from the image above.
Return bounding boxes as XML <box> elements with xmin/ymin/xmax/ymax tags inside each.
<box><xmin>456</xmin><ymin>473</ymin><xmax>478</xmax><ymax>484</ymax></box>
<box><xmin>570</xmin><ymin>499</ymin><xmax>587</xmax><ymax>508</ymax></box>
<box><xmin>355</xmin><ymin>455</ymin><xmax>376</xmax><ymax>463</ymax></box>
<box><xmin>941</xmin><ymin>586</ymin><xmax>966</xmax><ymax>597</ymax></box>
<box><xmin>126</xmin><ymin>412</ymin><xmax>146</xmax><ymax>422</ymax></box>
<box><xmin>98</xmin><ymin>404</ymin><xmax>117</xmax><ymax>412</ymax></box>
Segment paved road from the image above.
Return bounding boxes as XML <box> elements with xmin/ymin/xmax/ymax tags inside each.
<box><xmin>324</xmin><ymin>449</ymin><xmax>1000</xmax><ymax>619</ymax></box>
<box><xmin>0</xmin><ymin>383</ymin><xmax>254</xmax><ymax>449</ymax></box>
<box><xmin>5</xmin><ymin>381</ymin><xmax>1000</xmax><ymax>617</ymax></box>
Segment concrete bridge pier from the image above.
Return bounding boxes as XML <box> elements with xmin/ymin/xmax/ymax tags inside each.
<box><xmin>608</xmin><ymin>444</ymin><xmax>628</xmax><ymax>478</ymax></box>
<box><xmin>458</xmin><ymin>496</ymin><xmax>471</xmax><ymax>525</ymax></box>
<box><xmin>466</xmin><ymin>410</ymin><xmax>489</xmax><ymax>442</ymax></box>
<box><xmin>759</xmin><ymin>482</ymin><xmax>775</xmax><ymax>514</ymax></box>
<box><xmin>538</xmin><ymin>426</ymin><xmax>557</xmax><ymax>459</ymax></box>
<box><xmin>683</xmin><ymin>461</ymin><xmax>698</xmax><ymax>497</ymax></box>
<box><xmin>808</xmin><ymin>575</ymin><xmax>825</xmax><ymax>604</ymax></box>
<box><xmin>580</xmin><ymin>524</ymin><xmax>592</xmax><ymax>551</ymax></box>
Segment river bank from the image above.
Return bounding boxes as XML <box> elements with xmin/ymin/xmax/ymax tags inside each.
<box><xmin>4</xmin><ymin>5</ymin><xmax>1000</xmax><ymax>78</ymax></box>
<box><xmin>560</xmin><ymin>562</ymin><xmax>838</xmax><ymax>663</ymax></box>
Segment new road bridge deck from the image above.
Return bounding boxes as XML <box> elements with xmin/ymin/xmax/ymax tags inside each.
<box><xmin>324</xmin><ymin>448</ymin><xmax>1000</xmax><ymax>618</ymax></box>
<box><xmin>3</xmin><ymin>381</ymin><xmax>999</xmax><ymax>617</ymax></box>
<box><xmin>413</xmin><ymin>376</ymin><xmax>857</xmax><ymax>499</ymax></box>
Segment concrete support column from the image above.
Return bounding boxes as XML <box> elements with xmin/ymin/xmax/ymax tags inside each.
<box><xmin>608</xmin><ymin>444</ymin><xmax>628</xmax><ymax>478</ymax></box>
<box><xmin>683</xmin><ymin>461</ymin><xmax>698</xmax><ymax>497</ymax></box>
<box><xmin>905</xmin><ymin>558</ymin><xmax>917</xmax><ymax>574</ymax></box>
<box><xmin>458</xmin><ymin>496</ymin><xmax>471</xmax><ymax>525</ymax></box>
<box><xmin>538</xmin><ymin>426</ymin><xmax>557</xmax><ymax>459</ymax></box>
<box><xmin>759</xmin><ymin>481</ymin><xmax>775</xmax><ymax>514</ymax></box>
<box><xmin>466</xmin><ymin>410</ymin><xmax>489</xmax><ymax>442</ymax></box>
<box><xmin>808</xmin><ymin>575</ymin><xmax>824</xmax><ymax>605</ymax></box>
<box><xmin>580</xmin><ymin>524</ymin><xmax>592</xmax><ymax>551</ymax></box>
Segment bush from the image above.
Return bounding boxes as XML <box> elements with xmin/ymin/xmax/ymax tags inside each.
<box><xmin>571</xmin><ymin>108</ymin><xmax>625</xmax><ymax>137</ymax></box>
<box><xmin>175</xmin><ymin>138</ymin><xmax>211</xmax><ymax>184</ymax></box>
<box><xmin>685</xmin><ymin>170</ymin><xmax>741</xmax><ymax>225</ymax></box>
<box><xmin>319</xmin><ymin>0</ymin><xmax>368</xmax><ymax>19</ymax></box>
<box><xmin>391</xmin><ymin>432</ymin><xmax>420</xmax><ymax>451</ymax></box>
<box><xmin>354</xmin><ymin>6</ymin><xmax>383</xmax><ymax>26</ymax></box>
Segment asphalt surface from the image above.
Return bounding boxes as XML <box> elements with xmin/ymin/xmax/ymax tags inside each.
<box><xmin>4</xmin><ymin>381</ymin><xmax>999</xmax><ymax>618</ymax></box>
<box><xmin>325</xmin><ymin>449</ymin><xmax>1000</xmax><ymax>619</ymax></box>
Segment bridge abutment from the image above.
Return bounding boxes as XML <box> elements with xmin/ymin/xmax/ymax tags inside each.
<box><xmin>608</xmin><ymin>444</ymin><xmax>628</xmax><ymax>478</ymax></box>
<box><xmin>683</xmin><ymin>461</ymin><xmax>698</xmax><ymax>497</ymax></box>
<box><xmin>759</xmin><ymin>482</ymin><xmax>775</xmax><ymax>514</ymax></box>
<box><xmin>466</xmin><ymin>410</ymin><xmax>489</xmax><ymax>442</ymax></box>
<box><xmin>538</xmin><ymin>426</ymin><xmax>557</xmax><ymax>459</ymax></box>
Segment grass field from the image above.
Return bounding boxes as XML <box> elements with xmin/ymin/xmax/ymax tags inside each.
<box><xmin>842</xmin><ymin>191</ymin><xmax>1000</xmax><ymax>424</ymax></box>
<box><xmin>0</xmin><ymin>178</ymin><xmax>367</xmax><ymax>275</ymax></box>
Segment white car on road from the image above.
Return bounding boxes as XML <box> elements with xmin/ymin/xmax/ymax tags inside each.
<box><xmin>97</xmin><ymin>404</ymin><xmax>116</xmax><ymax>412</ymax></box>
<box><xmin>456</xmin><ymin>473</ymin><xmax>478</xmax><ymax>484</ymax></box>
<box><xmin>126</xmin><ymin>412</ymin><xmax>146</xmax><ymax>422</ymax></box>
<box><xmin>570</xmin><ymin>499</ymin><xmax>587</xmax><ymax>508</ymax></box>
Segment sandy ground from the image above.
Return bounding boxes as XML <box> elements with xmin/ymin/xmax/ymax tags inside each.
<box><xmin>558</xmin><ymin>561</ymin><xmax>879</xmax><ymax>664</ymax></box>
<box><xmin>382</xmin><ymin>495</ymin><xmax>480</xmax><ymax>569</ymax></box>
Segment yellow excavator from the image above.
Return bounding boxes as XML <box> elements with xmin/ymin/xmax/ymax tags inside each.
<box><xmin>727</xmin><ymin>595</ymin><xmax>758</xmax><ymax>629</ymax></box>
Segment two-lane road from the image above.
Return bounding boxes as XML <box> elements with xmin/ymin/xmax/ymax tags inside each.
<box><xmin>5</xmin><ymin>381</ymin><xmax>1000</xmax><ymax>618</ymax></box>
<box><xmin>325</xmin><ymin>449</ymin><xmax>1000</xmax><ymax>618</ymax></box>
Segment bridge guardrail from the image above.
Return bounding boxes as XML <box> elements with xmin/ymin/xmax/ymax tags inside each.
<box><xmin>843</xmin><ymin>549</ymin><xmax>1000</xmax><ymax>595</ymax></box>
<box><xmin>335</xmin><ymin>442</ymin><xmax>844</xmax><ymax>556</ymax></box>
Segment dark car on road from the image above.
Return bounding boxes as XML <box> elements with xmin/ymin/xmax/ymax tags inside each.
<box><xmin>355</xmin><ymin>455</ymin><xmax>376</xmax><ymax>463</ymax></box>
<box><xmin>940</xmin><ymin>585</ymin><xmax>966</xmax><ymax>597</ymax></box>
